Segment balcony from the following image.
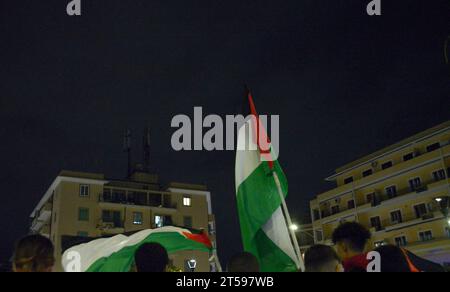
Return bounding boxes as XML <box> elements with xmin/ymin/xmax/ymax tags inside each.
<box><xmin>31</xmin><ymin>202</ymin><xmax>52</xmax><ymax>232</ymax></box>
<box><xmin>315</xmin><ymin>176</ymin><xmax>449</xmax><ymax>223</ymax></box>
<box><xmin>99</xmin><ymin>193</ymin><xmax>177</xmax><ymax>210</ymax></box>
<box><xmin>97</xmin><ymin>220</ymin><xmax>125</xmax><ymax>235</ymax></box>
<box><xmin>379</xmin><ymin>211</ymin><xmax>442</xmax><ymax>233</ymax></box>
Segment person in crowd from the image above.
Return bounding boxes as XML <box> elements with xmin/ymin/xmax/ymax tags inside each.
<box><xmin>332</xmin><ymin>222</ymin><xmax>371</xmax><ymax>272</ymax></box>
<box><xmin>227</xmin><ymin>252</ymin><xmax>260</xmax><ymax>272</ymax></box>
<box><xmin>13</xmin><ymin>234</ymin><xmax>55</xmax><ymax>272</ymax></box>
<box><xmin>134</xmin><ymin>242</ymin><xmax>169</xmax><ymax>272</ymax></box>
<box><xmin>373</xmin><ymin>245</ymin><xmax>412</xmax><ymax>272</ymax></box>
<box><xmin>304</xmin><ymin>244</ymin><xmax>344</xmax><ymax>272</ymax></box>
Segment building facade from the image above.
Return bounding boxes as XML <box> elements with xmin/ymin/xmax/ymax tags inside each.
<box><xmin>30</xmin><ymin>170</ymin><xmax>217</xmax><ymax>272</ymax></box>
<box><xmin>310</xmin><ymin>121</ymin><xmax>450</xmax><ymax>266</ymax></box>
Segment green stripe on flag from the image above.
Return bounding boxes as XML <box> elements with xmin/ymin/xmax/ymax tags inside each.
<box><xmin>67</xmin><ymin>230</ymin><xmax>212</xmax><ymax>272</ymax></box>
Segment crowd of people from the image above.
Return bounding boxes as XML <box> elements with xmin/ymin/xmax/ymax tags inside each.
<box><xmin>9</xmin><ymin>222</ymin><xmax>448</xmax><ymax>272</ymax></box>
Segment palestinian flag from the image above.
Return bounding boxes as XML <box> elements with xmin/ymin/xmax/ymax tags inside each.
<box><xmin>235</xmin><ymin>89</ymin><xmax>301</xmax><ymax>272</ymax></box>
<box><xmin>62</xmin><ymin>226</ymin><xmax>212</xmax><ymax>272</ymax></box>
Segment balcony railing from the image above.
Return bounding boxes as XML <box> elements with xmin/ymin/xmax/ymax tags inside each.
<box><xmin>99</xmin><ymin>193</ymin><xmax>177</xmax><ymax>209</ymax></box>
<box><xmin>316</xmin><ymin>177</ymin><xmax>448</xmax><ymax>221</ymax></box>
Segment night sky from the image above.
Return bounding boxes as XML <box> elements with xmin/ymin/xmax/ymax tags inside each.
<box><xmin>1</xmin><ymin>0</ymin><xmax>449</xmax><ymax>264</ymax></box>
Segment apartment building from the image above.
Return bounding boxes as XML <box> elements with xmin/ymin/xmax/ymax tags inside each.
<box><xmin>30</xmin><ymin>170</ymin><xmax>217</xmax><ymax>272</ymax></box>
<box><xmin>310</xmin><ymin>121</ymin><xmax>450</xmax><ymax>265</ymax></box>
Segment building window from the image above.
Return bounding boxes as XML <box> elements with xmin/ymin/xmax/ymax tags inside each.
<box><xmin>102</xmin><ymin>210</ymin><xmax>122</xmax><ymax>227</ymax></box>
<box><xmin>445</xmin><ymin>227</ymin><xmax>450</xmax><ymax>238</ymax></box>
<box><xmin>183</xmin><ymin>216</ymin><xmax>193</xmax><ymax>228</ymax></box>
<box><xmin>128</xmin><ymin>192</ymin><xmax>148</xmax><ymax>206</ymax></box>
<box><xmin>381</xmin><ymin>161</ymin><xmax>393</xmax><ymax>170</ymax></box>
<box><xmin>390</xmin><ymin>210</ymin><xmax>403</xmax><ymax>224</ymax></box>
<box><xmin>77</xmin><ymin>231</ymin><xmax>89</xmax><ymax>237</ymax></box>
<box><xmin>79</xmin><ymin>185</ymin><xmax>90</xmax><ymax>197</ymax></box>
<box><xmin>414</xmin><ymin>203</ymin><xmax>428</xmax><ymax>219</ymax></box>
<box><xmin>432</xmin><ymin>169</ymin><xmax>446</xmax><ymax>182</ymax></box>
<box><xmin>403</xmin><ymin>153</ymin><xmax>414</xmax><ymax>162</ymax></box>
<box><xmin>344</xmin><ymin>177</ymin><xmax>354</xmax><ymax>185</ymax></box>
<box><xmin>154</xmin><ymin>215</ymin><xmax>172</xmax><ymax>228</ymax></box>
<box><xmin>366</xmin><ymin>193</ymin><xmax>373</xmax><ymax>204</ymax></box>
<box><xmin>419</xmin><ymin>230</ymin><xmax>433</xmax><ymax>242</ymax></box>
<box><xmin>347</xmin><ymin>200</ymin><xmax>355</xmax><ymax>210</ymax></box>
<box><xmin>315</xmin><ymin>230</ymin><xmax>323</xmax><ymax>242</ymax></box>
<box><xmin>183</xmin><ymin>196</ymin><xmax>192</xmax><ymax>207</ymax></box>
<box><xmin>133</xmin><ymin>212</ymin><xmax>143</xmax><ymax>225</ymax></box>
<box><xmin>385</xmin><ymin>186</ymin><xmax>398</xmax><ymax>199</ymax></box>
<box><xmin>370</xmin><ymin>216</ymin><xmax>382</xmax><ymax>231</ymax></box>
<box><xmin>408</xmin><ymin>177</ymin><xmax>422</xmax><ymax>192</ymax></box>
<box><xmin>313</xmin><ymin>209</ymin><xmax>321</xmax><ymax>221</ymax></box>
<box><xmin>394</xmin><ymin>236</ymin><xmax>408</xmax><ymax>247</ymax></box>
<box><xmin>362</xmin><ymin>169</ymin><xmax>373</xmax><ymax>178</ymax></box>
<box><xmin>331</xmin><ymin>205</ymin><xmax>340</xmax><ymax>215</ymax></box>
<box><xmin>426</xmin><ymin>143</ymin><xmax>441</xmax><ymax>153</ymax></box>
<box><xmin>78</xmin><ymin>208</ymin><xmax>89</xmax><ymax>221</ymax></box>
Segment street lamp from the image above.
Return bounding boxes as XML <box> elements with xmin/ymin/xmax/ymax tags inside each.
<box><xmin>289</xmin><ymin>224</ymin><xmax>299</xmax><ymax>232</ymax></box>
<box><xmin>435</xmin><ymin>196</ymin><xmax>450</xmax><ymax>225</ymax></box>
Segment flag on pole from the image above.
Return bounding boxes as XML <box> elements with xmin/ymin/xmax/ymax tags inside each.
<box><xmin>235</xmin><ymin>90</ymin><xmax>301</xmax><ymax>272</ymax></box>
<box><xmin>62</xmin><ymin>226</ymin><xmax>212</xmax><ymax>272</ymax></box>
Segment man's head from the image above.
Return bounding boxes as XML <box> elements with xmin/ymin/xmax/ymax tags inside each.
<box><xmin>13</xmin><ymin>234</ymin><xmax>55</xmax><ymax>272</ymax></box>
<box><xmin>304</xmin><ymin>245</ymin><xmax>344</xmax><ymax>272</ymax></box>
<box><xmin>332</xmin><ymin>222</ymin><xmax>371</xmax><ymax>261</ymax></box>
<box><xmin>227</xmin><ymin>252</ymin><xmax>260</xmax><ymax>272</ymax></box>
<box><xmin>134</xmin><ymin>242</ymin><xmax>169</xmax><ymax>272</ymax></box>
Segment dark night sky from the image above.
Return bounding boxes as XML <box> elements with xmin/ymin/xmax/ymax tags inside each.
<box><xmin>0</xmin><ymin>0</ymin><xmax>449</xmax><ymax>264</ymax></box>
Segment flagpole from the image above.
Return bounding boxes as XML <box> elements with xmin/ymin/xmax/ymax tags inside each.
<box><xmin>273</xmin><ymin>170</ymin><xmax>305</xmax><ymax>272</ymax></box>
<box><xmin>211</xmin><ymin>250</ymin><xmax>223</xmax><ymax>272</ymax></box>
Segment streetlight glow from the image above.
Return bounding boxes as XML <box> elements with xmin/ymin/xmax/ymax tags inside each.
<box><xmin>435</xmin><ymin>198</ymin><xmax>443</xmax><ymax>203</ymax></box>
<box><xmin>290</xmin><ymin>224</ymin><xmax>299</xmax><ymax>231</ymax></box>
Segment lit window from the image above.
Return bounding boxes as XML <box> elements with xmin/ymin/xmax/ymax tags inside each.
<box><xmin>133</xmin><ymin>212</ymin><xmax>143</xmax><ymax>225</ymax></box>
<box><xmin>183</xmin><ymin>196</ymin><xmax>192</xmax><ymax>207</ymax></box>
<box><xmin>155</xmin><ymin>215</ymin><xmax>164</xmax><ymax>228</ymax></box>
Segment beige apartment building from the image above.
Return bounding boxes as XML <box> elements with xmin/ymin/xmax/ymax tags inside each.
<box><xmin>310</xmin><ymin>121</ymin><xmax>450</xmax><ymax>266</ymax></box>
<box><xmin>30</xmin><ymin>170</ymin><xmax>217</xmax><ymax>272</ymax></box>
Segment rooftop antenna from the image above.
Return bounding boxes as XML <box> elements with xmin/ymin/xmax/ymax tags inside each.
<box><xmin>123</xmin><ymin>129</ymin><xmax>132</xmax><ymax>177</ymax></box>
<box><xmin>143</xmin><ymin>127</ymin><xmax>151</xmax><ymax>173</ymax></box>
